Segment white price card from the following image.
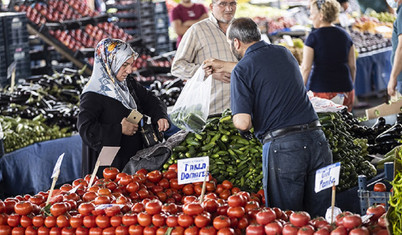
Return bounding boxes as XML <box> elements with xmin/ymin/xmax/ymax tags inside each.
<box><xmin>178</xmin><ymin>156</ymin><xmax>209</xmax><ymax>185</ymax></box>
<box><xmin>315</xmin><ymin>162</ymin><xmax>341</xmax><ymax>193</ymax></box>
<box><xmin>51</xmin><ymin>153</ymin><xmax>65</xmax><ymax>179</ymax></box>
<box><xmin>98</xmin><ymin>147</ymin><xmax>120</xmax><ymax>166</ymax></box>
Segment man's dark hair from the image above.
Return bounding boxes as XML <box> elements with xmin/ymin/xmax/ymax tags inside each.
<box><xmin>228</xmin><ymin>17</ymin><xmax>261</xmax><ymax>43</ymax></box>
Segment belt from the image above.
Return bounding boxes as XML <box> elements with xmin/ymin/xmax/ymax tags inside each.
<box><xmin>263</xmin><ymin>120</ymin><xmax>321</xmax><ymax>144</ymax></box>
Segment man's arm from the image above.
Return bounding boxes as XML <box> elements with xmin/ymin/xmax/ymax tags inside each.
<box><xmin>233</xmin><ymin>113</ymin><xmax>252</xmax><ymax>131</ymax></box>
<box><xmin>172</xmin><ymin>13</ymin><xmax>208</xmax><ymax>37</ymax></box>
<box><xmin>388</xmin><ymin>34</ymin><xmax>402</xmax><ymax>96</ymax></box>
<box><xmin>203</xmin><ymin>58</ymin><xmax>237</xmax><ymax>74</ymax></box>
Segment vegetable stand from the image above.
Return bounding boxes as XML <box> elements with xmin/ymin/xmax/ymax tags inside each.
<box><xmin>0</xmin><ymin>135</ymin><xmax>82</xmax><ymax>199</ymax></box>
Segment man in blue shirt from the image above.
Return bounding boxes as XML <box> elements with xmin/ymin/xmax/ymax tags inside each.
<box><xmin>387</xmin><ymin>0</ymin><xmax>402</xmax><ymax>97</ymax></box>
<box><xmin>203</xmin><ymin>18</ymin><xmax>333</xmax><ymax>217</ymax></box>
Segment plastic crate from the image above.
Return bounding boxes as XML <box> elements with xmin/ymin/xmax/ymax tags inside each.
<box><xmin>140</xmin><ymin>16</ymin><xmax>155</xmax><ymax>27</ymax></box>
<box><xmin>357</xmin><ymin>162</ymin><xmax>393</xmax><ymax>215</ymax></box>
<box><xmin>140</xmin><ymin>8</ymin><xmax>154</xmax><ymax>18</ymax></box>
<box><xmin>116</xmin><ymin>20</ymin><xmax>139</xmax><ymax>28</ymax></box>
<box><xmin>141</xmin><ymin>33</ymin><xmax>155</xmax><ymax>44</ymax></box>
<box><xmin>155</xmin><ymin>33</ymin><xmax>169</xmax><ymax>44</ymax></box>
<box><xmin>154</xmin><ymin>1</ymin><xmax>167</xmax><ymax>14</ymax></box>
<box><xmin>141</xmin><ymin>26</ymin><xmax>155</xmax><ymax>35</ymax></box>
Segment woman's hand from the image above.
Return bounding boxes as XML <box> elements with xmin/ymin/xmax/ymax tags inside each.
<box><xmin>157</xmin><ymin>118</ymin><xmax>170</xmax><ymax>132</ymax></box>
<box><xmin>121</xmin><ymin>118</ymin><xmax>139</xmax><ymax>136</ymax></box>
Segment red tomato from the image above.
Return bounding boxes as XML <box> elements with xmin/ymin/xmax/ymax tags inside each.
<box><xmin>110</xmin><ymin>215</ymin><xmax>122</xmax><ymax>227</ymax></box>
<box><xmin>103</xmin><ymin>167</ymin><xmax>120</xmax><ymax>180</ymax></box>
<box><xmin>244</xmin><ymin>201</ymin><xmax>260</xmax><ymax>214</ymax></box>
<box><xmin>137</xmin><ymin>212</ymin><xmax>152</xmax><ymax>227</ymax></box>
<box><xmin>32</xmin><ymin>215</ymin><xmax>45</xmax><ymax>227</ymax></box>
<box><xmin>282</xmin><ymin>223</ymin><xmax>298</xmax><ymax>235</ymax></box>
<box><xmin>166</xmin><ymin>215</ymin><xmax>179</xmax><ymax>227</ymax></box>
<box><xmin>69</xmin><ymin>214</ymin><xmax>83</xmax><ymax>228</ymax></box>
<box><xmin>377</xmin><ymin>213</ymin><xmax>387</xmax><ymax>228</ymax></box>
<box><xmin>147</xmin><ymin>170</ymin><xmax>163</xmax><ymax>183</ymax></box>
<box><xmin>255</xmin><ymin>208</ymin><xmax>276</xmax><ymax>225</ymax></box>
<box><xmin>75</xmin><ymin>227</ymin><xmax>89</xmax><ymax>235</ymax></box>
<box><xmin>89</xmin><ymin>227</ymin><xmax>103</xmax><ymax>235</ymax></box>
<box><xmin>216</xmin><ymin>204</ymin><xmax>229</xmax><ymax>216</ymax></box>
<box><xmin>78</xmin><ymin>202</ymin><xmax>95</xmax><ymax>216</ymax></box>
<box><xmin>366</xmin><ymin>205</ymin><xmax>386</xmax><ymax>220</ymax></box>
<box><xmin>310</xmin><ymin>217</ymin><xmax>328</xmax><ymax>229</ymax></box>
<box><xmin>164</xmin><ymin>169</ymin><xmax>177</xmax><ymax>180</ymax></box>
<box><xmin>20</xmin><ymin>215</ymin><xmax>32</xmax><ymax>228</ymax></box>
<box><xmin>199</xmin><ymin>226</ymin><xmax>217</xmax><ymax>235</ymax></box>
<box><xmin>217</xmin><ymin>227</ymin><xmax>235</xmax><ymax>235</ymax></box>
<box><xmin>170</xmin><ymin>179</ymin><xmax>184</xmax><ymax>190</ymax></box>
<box><xmin>194</xmin><ymin>213</ymin><xmax>211</xmax><ymax>228</ymax></box>
<box><xmin>105</xmin><ymin>206</ymin><xmax>121</xmax><ymax>217</ymax></box>
<box><xmin>342</xmin><ymin>214</ymin><xmax>362</xmax><ymax>230</ymax></box>
<box><xmin>297</xmin><ymin>225</ymin><xmax>315</xmax><ymax>235</ymax></box>
<box><xmin>102</xmin><ymin>227</ymin><xmax>116</xmax><ymax>235</ymax></box>
<box><xmin>221</xmin><ymin>180</ymin><xmax>233</xmax><ymax>190</ymax></box>
<box><xmin>330</xmin><ymin>225</ymin><xmax>347</xmax><ymax>235</ymax></box>
<box><xmin>115</xmin><ymin>225</ymin><xmax>129</xmax><ymax>235</ymax></box>
<box><xmin>0</xmin><ymin>201</ymin><xmax>5</xmax><ymax>214</ymax></box>
<box><xmin>131</xmin><ymin>202</ymin><xmax>145</xmax><ymax>213</ymax></box>
<box><xmin>227</xmin><ymin>195</ymin><xmax>244</xmax><ymax>208</ymax></box>
<box><xmin>178</xmin><ymin>213</ymin><xmax>194</xmax><ymax>228</ymax></box>
<box><xmin>202</xmin><ymin>199</ymin><xmax>219</xmax><ymax>213</ymax></box>
<box><xmin>95</xmin><ymin>215</ymin><xmax>110</xmax><ymax>229</ymax></box>
<box><xmin>152</xmin><ymin>213</ymin><xmax>166</xmax><ymax>227</ymax></box>
<box><xmin>213</xmin><ymin>216</ymin><xmax>231</xmax><ymax>230</ymax></box>
<box><xmin>289</xmin><ymin>211</ymin><xmax>310</xmax><ymax>227</ymax></box>
<box><xmin>61</xmin><ymin>227</ymin><xmax>75</xmax><ymax>235</ymax></box>
<box><xmin>118</xmin><ymin>175</ymin><xmax>133</xmax><ymax>186</ymax></box>
<box><xmin>237</xmin><ymin>217</ymin><xmax>248</xmax><ymax>230</ymax></box>
<box><xmin>28</xmin><ymin>195</ymin><xmax>45</xmax><ymax>206</ymax></box>
<box><xmin>82</xmin><ymin>192</ymin><xmax>97</xmax><ymax>202</ymax></box>
<box><xmin>182</xmin><ymin>185</ymin><xmax>195</xmax><ymax>196</ymax></box>
<box><xmin>12</xmin><ymin>226</ymin><xmax>25</xmax><ymax>235</ymax></box>
<box><xmin>145</xmin><ymin>199</ymin><xmax>162</xmax><ymax>215</ymax></box>
<box><xmin>14</xmin><ymin>201</ymin><xmax>33</xmax><ymax>216</ymax></box>
<box><xmin>7</xmin><ymin>214</ymin><xmax>20</xmax><ymax>227</ymax></box>
<box><xmin>0</xmin><ymin>225</ymin><xmax>11</xmax><ymax>235</ymax></box>
<box><xmin>349</xmin><ymin>227</ymin><xmax>370</xmax><ymax>235</ymax></box>
<box><xmin>183</xmin><ymin>202</ymin><xmax>204</xmax><ymax>216</ymax></box>
<box><xmin>128</xmin><ymin>225</ymin><xmax>143</xmax><ymax>235</ymax></box>
<box><xmin>227</xmin><ymin>206</ymin><xmax>245</xmax><ymax>219</ymax></box>
<box><xmin>373</xmin><ymin>183</ymin><xmax>387</xmax><ymax>192</ymax></box>
<box><xmin>83</xmin><ymin>215</ymin><xmax>96</xmax><ymax>228</ymax></box>
<box><xmin>246</xmin><ymin>224</ymin><xmax>264</xmax><ymax>235</ymax></box>
<box><xmin>184</xmin><ymin>226</ymin><xmax>199</xmax><ymax>235</ymax></box>
<box><xmin>264</xmin><ymin>221</ymin><xmax>283</xmax><ymax>235</ymax></box>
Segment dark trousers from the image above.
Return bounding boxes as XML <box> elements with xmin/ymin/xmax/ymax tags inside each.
<box><xmin>262</xmin><ymin>129</ymin><xmax>333</xmax><ymax>217</ymax></box>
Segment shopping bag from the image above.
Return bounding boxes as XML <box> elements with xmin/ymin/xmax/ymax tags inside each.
<box><xmin>170</xmin><ymin>67</ymin><xmax>212</xmax><ymax>133</ymax></box>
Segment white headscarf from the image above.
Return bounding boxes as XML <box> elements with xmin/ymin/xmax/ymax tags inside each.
<box><xmin>82</xmin><ymin>38</ymin><xmax>138</xmax><ymax>110</ymax></box>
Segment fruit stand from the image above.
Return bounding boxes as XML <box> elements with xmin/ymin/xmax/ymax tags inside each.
<box><xmin>0</xmin><ymin>0</ymin><xmax>402</xmax><ymax>234</ymax></box>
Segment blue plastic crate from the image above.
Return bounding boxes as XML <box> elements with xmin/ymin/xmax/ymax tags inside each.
<box><xmin>154</xmin><ymin>1</ymin><xmax>167</xmax><ymax>14</ymax></box>
<box><xmin>357</xmin><ymin>162</ymin><xmax>393</xmax><ymax>215</ymax></box>
<box><xmin>155</xmin><ymin>33</ymin><xmax>169</xmax><ymax>44</ymax></box>
<box><xmin>154</xmin><ymin>14</ymin><xmax>169</xmax><ymax>30</ymax></box>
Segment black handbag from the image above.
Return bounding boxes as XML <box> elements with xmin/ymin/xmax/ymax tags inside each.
<box><xmin>140</xmin><ymin>115</ymin><xmax>163</xmax><ymax>148</ymax></box>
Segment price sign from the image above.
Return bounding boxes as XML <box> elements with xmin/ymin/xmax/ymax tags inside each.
<box><xmin>51</xmin><ymin>153</ymin><xmax>65</xmax><ymax>179</ymax></box>
<box><xmin>315</xmin><ymin>162</ymin><xmax>341</xmax><ymax>193</ymax></box>
<box><xmin>177</xmin><ymin>156</ymin><xmax>209</xmax><ymax>185</ymax></box>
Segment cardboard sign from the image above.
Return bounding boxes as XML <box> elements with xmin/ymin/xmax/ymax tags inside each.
<box><xmin>178</xmin><ymin>156</ymin><xmax>209</xmax><ymax>185</ymax></box>
<box><xmin>51</xmin><ymin>153</ymin><xmax>65</xmax><ymax>179</ymax></box>
<box><xmin>365</xmin><ymin>97</ymin><xmax>402</xmax><ymax>120</ymax></box>
<box><xmin>315</xmin><ymin>162</ymin><xmax>341</xmax><ymax>193</ymax></box>
<box><xmin>98</xmin><ymin>147</ymin><xmax>120</xmax><ymax>166</ymax></box>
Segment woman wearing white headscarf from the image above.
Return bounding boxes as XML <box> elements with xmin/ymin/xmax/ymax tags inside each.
<box><xmin>78</xmin><ymin>38</ymin><xmax>169</xmax><ymax>177</ymax></box>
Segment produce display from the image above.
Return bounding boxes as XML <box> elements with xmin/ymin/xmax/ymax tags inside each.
<box><xmin>168</xmin><ymin>110</ymin><xmax>263</xmax><ymax>192</ymax></box>
<box><xmin>318</xmin><ymin>110</ymin><xmax>377</xmax><ymax>192</ymax></box>
<box><xmin>0</xmin><ymin>167</ymin><xmax>390</xmax><ymax>234</ymax></box>
<box><xmin>148</xmin><ymin>78</ymin><xmax>184</xmax><ymax>107</ymax></box>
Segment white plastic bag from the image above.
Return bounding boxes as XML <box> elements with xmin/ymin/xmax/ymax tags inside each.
<box><xmin>170</xmin><ymin>67</ymin><xmax>212</xmax><ymax>133</ymax></box>
<box><xmin>307</xmin><ymin>91</ymin><xmax>346</xmax><ymax>113</ymax></box>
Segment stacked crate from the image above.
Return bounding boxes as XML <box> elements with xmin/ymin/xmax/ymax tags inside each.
<box><xmin>153</xmin><ymin>1</ymin><xmax>171</xmax><ymax>54</ymax></box>
<box><xmin>0</xmin><ymin>12</ymin><xmax>30</xmax><ymax>88</ymax></box>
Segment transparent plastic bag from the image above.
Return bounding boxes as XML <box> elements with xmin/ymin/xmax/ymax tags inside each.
<box><xmin>170</xmin><ymin>67</ymin><xmax>212</xmax><ymax>133</ymax></box>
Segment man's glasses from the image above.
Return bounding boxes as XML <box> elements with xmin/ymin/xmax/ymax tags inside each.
<box><xmin>215</xmin><ymin>1</ymin><xmax>237</xmax><ymax>8</ymax></box>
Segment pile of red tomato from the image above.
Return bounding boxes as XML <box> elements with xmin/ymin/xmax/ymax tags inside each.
<box><xmin>0</xmin><ymin>165</ymin><xmax>390</xmax><ymax>235</ymax></box>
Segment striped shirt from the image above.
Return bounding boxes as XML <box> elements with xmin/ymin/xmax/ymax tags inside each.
<box><xmin>171</xmin><ymin>14</ymin><xmax>238</xmax><ymax>116</ymax></box>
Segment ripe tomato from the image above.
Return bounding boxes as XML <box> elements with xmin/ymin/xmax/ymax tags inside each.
<box><xmin>335</xmin><ymin>211</ymin><xmax>352</xmax><ymax>226</ymax></box>
<box><xmin>377</xmin><ymin>213</ymin><xmax>387</xmax><ymax>228</ymax></box>
<box><xmin>32</xmin><ymin>215</ymin><xmax>45</xmax><ymax>227</ymax></box>
<box><xmin>221</xmin><ymin>180</ymin><xmax>233</xmax><ymax>190</ymax></box>
<box><xmin>199</xmin><ymin>226</ymin><xmax>217</xmax><ymax>235</ymax></box>
<box><xmin>89</xmin><ymin>227</ymin><xmax>103</xmax><ymax>235</ymax></box>
<box><xmin>83</xmin><ymin>215</ymin><xmax>96</xmax><ymax>228</ymax></box>
<box><xmin>20</xmin><ymin>215</ymin><xmax>32</xmax><ymax>228</ymax></box>
<box><xmin>289</xmin><ymin>211</ymin><xmax>310</xmax><ymax>227</ymax></box>
<box><xmin>244</xmin><ymin>201</ymin><xmax>260</xmax><ymax>214</ymax></box>
<box><xmin>227</xmin><ymin>206</ymin><xmax>245</xmax><ymax>219</ymax></box>
<box><xmin>227</xmin><ymin>195</ymin><xmax>244</xmax><ymax>208</ymax></box>
<box><xmin>264</xmin><ymin>221</ymin><xmax>283</xmax><ymax>235</ymax></box>
<box><xmin>50</xmin><ymin>202</ymin><xmax>68</xmax><ymax>217</ymax></box>
<box><xmin>310</xmin><ymin>217</ymin><xmax>328</xmax><ymax>229</ymax></box>
<box><xmin>137</xmin><ymin>212</ymin><xmax>152</xmax><ymax>227</ymax></box>
<box><xmin>103</xmin><ymin>167</ymin><xmax>120</xmax><ymax>180</ymax></box>
<box><xmin>118</xmin><ymin>175</ymin><xmax>133</xmax><ymax>186</ymax></box>
<box><xmin>61</xmin><ymin>227</ymin><xmax>75</xmax><ymax>235</ymax></box>
<box><xmin>164</xmin><ymin>169</ymin><xmax>177</xmax><ymax>180</ymax></box>
<box><xmin>152</xmin><ymin>213</ymin><xmax>166</xmax><ymax>227</ymax></box>
<box><xmin>183</xmin><ymin>202</ymin><xmax>203</xmax><ymax>216</ymax></box>
<box><xmin>166</xmin><ymin>215</ymin><xmax>179</xmax><ymax>227</ymax></box>
<box><xmin>110</xmin><ymin>215</ymin><xmax>123</xmax><ymax>227</ymax></box>
<box><xmin>178</xmin><ymin>213</ymin><xmax>194</xmax><ymax>228</ymax></box>
<box><xmin>213</xmin><ymin>215</ymin><xmax>231</xmax><ymax>230</ymax></box>
<box><xmin>145</xmin><ymin>199</ymin><xmax>162</xmax><ymax>215</ymax></box>
<box><xmin>147</xmin><ymin>170</ymin><xmax>163</xmax><ymax>183</ymax></box>
<box><xmin>194</xmin><ymin>213</ymin><xmax>211</xmax><ymax>228</ymax></box>
<box><xmin>56</xmin><ymin>215</ymin><xmax>70</xmax><ymax>228</ymax></box>
<box><xmin>14</xmin><ymin>201</ymin><xmax>33</xmax><ymax>216</ymax></box>
<box><xmin>184</xmin><ymin>226</ymin><xmax>199</xmax><ymax>235</ymax></box>
<box><xmin>349</xmin><ymin>226</ymin><xmax>370</xmax><ymax>235</ymax></box>
<box><xmin>131</xmin><ymin>202</ymin><xmax>145</xmax><ymax>213</ymax></box>
<box><xmin>78</xmin><ymin>202</ymin><xmax>95</xmax><ymax>216</ymax></box>
<box><xmin>255</xmin><ymin>208</ymin><xmax>276</xmax><ymax>225</ymax></box>
<box><xmin>373</xmin><ymin>183</ymin><xmax>387</xmax><ymax>192</ymax></box>
<box><xmin>342</xmin><ymin>214</ymin><xmax>362</xmax><ymax>229</ymax></box>
<box><xmin>297</xmin><ymin>225</ymin><xmax>315</xmax><ymax>235</ymax></box>
<box><xmin>330</xmin><ymin>225</ymin><xmax>347</xmax><ymax>235</ymax></box>
<box><xmin>282</xmin><ymin>223</ymin><xmax>298</xmax><ymax>235</ymax></box>
<box><xmin>70</xmin><ymin>214</ymin><xmax>83</xmax><ymax>228</ymax></box>
<box><xmin>128</xmin><ymin>225</ymin><xmax>144</xmax><ymax>235</ymax></box>
<box><xmin>366</xmin><ymin>205</ymin><xmax>386</xmax><ymax>220</ymax></box>
<box><xmin>115</xmin><ymin>225</ymin><xmax>129</xmax><ymax>235</ymax></box>
<box><xmin>246</xmin><ymin>224</ymin><xmax>264</xmax><ymax>235</ymax></box>
<box><xmin>105</xmin><ymin>205</ymin><xmax>121</xmax><ymax>217</ymax></box>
